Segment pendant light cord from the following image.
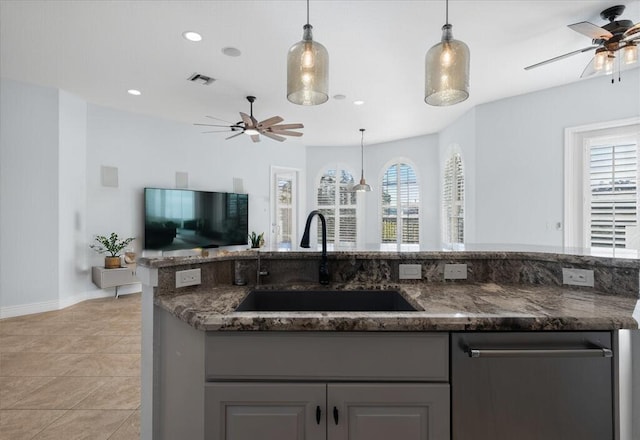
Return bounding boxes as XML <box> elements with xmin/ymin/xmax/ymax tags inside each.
<box><xmin>306</xmin><ymin>0</ymin><xmax>310</xmax><ymax>25</ymax></box>
<box><xmin>360</xmin><ymin>129</ymin><xmax>365</xmax><ymax>178</ymax></box>
<box><xmin>445</xmin><ymin>0</ymin><xmax>449</xmax><ymax>25</ymax></box>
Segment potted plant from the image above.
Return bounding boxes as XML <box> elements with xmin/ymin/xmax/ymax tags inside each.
<box><xmin>248</xmin><ymin>231</ymin><xmax>264</xmax><ymax>249</ymax></box>
<box><xmin>90</xmin><ymin>233</ymin><xmax>135</xmax><ymax>268</ymax></box>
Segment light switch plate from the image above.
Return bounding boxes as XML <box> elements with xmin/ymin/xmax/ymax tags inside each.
<box><xmin>562</xmin><ymin>268</ymin><xmax>594</xmax><ymax>287</ymax></box>
<box><xmin>399</xmin><ymin>264</ymin><xmax>422</xmax><ymax>280</ymax></box>
<box><xmin>444</xmin><ymin>263</ymin><xmax>467</xmax><ymax>280</ymax></box>
<box><xmin>176</xmin><ymin>268</ymin><xmax>201</xmax><ymax>288</ymax></box>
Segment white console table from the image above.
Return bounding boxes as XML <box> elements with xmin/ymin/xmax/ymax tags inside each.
<box><xmin>92</xmin><ymin>264</ymin><xmax>138</xmax><ymax>298</ymax></box>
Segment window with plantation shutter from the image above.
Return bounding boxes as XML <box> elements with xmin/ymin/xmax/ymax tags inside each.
<box><xmin>442</xmin><ymin>152</ymin><xmax>464</xmax><ymax>247</ymax></box>
<box><xmin>381</xmin><ymin>163</ymin><xmax>420</xmax><ymax>251</ymax></box>
<box><xmin>316</xmin><ymin>168</ymin><xmax>357</xmax><ymax>249</ymax></box>
<box><xmin>565</xmin><ymin>120</ymin><xmax>639</xmax><ymax>255</ymax></box>
<box><xmin>587</xmin><ymin>141</ymin><xmax>638</xmax><ymax>249</ymax></box>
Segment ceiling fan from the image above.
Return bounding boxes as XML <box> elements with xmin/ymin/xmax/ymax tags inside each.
<box><xmin>525</xmin><ymin>4</ymin><xmax>640</xmax><ymax>78</ymax></box>
<box><xmin>194</xmin><ymin>96</ymin><xmax>304</xmax><ymax>143</ymax></box>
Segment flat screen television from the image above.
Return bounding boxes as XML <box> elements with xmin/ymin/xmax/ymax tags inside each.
<box><xmin>144</xmin><ymin>188</ymin><xmax>248</xmax><ymax>250</ymax></box>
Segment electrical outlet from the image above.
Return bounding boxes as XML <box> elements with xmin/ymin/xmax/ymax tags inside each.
<box><xmin>176</xmin><ymin>268</ymin><xmax>201</xmax><ymax>288</ymax></box>
<box><xmin>562</xmin><ymin>268</ymin><xmax>594</xmax><ymax>287</ymax></box>
<box><xmin>399</xmin><ymin>264</ymin><xmax>422</xmax><ymax>280</ymax></box>
<box><xmin>444</xmin><ymin>263</ymin><xmax>467</xmax><ymax>280</ymax></box>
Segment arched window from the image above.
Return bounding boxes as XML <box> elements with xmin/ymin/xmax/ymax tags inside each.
<box><xmin>442</xmin><ymin>152</ymin><xmax>465</xmax><ymax>247</ymax></box>
<box><xmin>381</xmin><ymin>162</ymin><xmax>420</xmax><ymax>251</ymax></box>
<box><xmin>316</xmin><ymin>167</ymin><xmax>357</xmax><ymax>249</ymax></box>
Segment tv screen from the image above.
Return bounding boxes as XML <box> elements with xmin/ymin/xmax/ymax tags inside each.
<box><xmin>144</xmin><ymin>188</ymin><xmax>248</xmax><ymax>250</ymax></box>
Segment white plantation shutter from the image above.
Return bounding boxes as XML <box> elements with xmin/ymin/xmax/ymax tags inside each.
<box><xmin>381</xmin><ymin>163</ymin><xmax>419</xmax><ymax>249</ymax></box>
<box><xmin>442</xmin><ymin>153</ymin><xmax>464</xmax><ymax>245</ymax></box>
<box><xmin>316</xmin><ymin>168</ymin><xmax>357</xmax><ymax>249</ymax></box>
<box><xmin>588</xmin><ymin>141</ymin><xmax>638</xmax><ymax>248</ymax></box>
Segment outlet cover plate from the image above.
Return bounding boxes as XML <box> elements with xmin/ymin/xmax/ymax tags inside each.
<box><xmin>562</xmin><ymin>268</ymin><xmax>594</xmax><ymax>287</ymax></box>
<box><xmin>176</xmin><ymin>268</ymin><xmax>201</xmax><ymax>288</ymax></box>
<box><xmin>399</xmin><ymin>264</ymin><xmax>422</xmax><ymax>280</ymax></box>
<box><xmin>444</xmin><ymin>263</ymin><xmax>467</xmax><ymax>280</ymax></box>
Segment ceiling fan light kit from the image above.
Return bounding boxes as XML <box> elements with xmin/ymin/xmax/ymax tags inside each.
<box><xmin>351</xmin><ymin>128</ymin><xmax>372</xmax><ymax>193</ymax></box>
<box><xmin>524</xmin><ymin>4</ymin><xmax>639</xmax><ymax>82</ymax></box>
<box><xmin>424</xmin><ymin>0</ymin><xmax>470</xmax><ymax>107</ymax></box>
<box><xmin>287</xmin><ymin>0</ymin><xmax>329</xmax><ymax>106</ymax></box>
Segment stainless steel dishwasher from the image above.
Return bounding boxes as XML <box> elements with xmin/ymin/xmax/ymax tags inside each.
<box><xmin>451</xmin><ymin>332</ymin><xmax>615</xmax><ymax>440</ymax></box>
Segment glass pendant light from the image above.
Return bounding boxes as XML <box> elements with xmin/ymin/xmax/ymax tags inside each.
<box><xmin>287</xmin><ymin>0</ymin><xmax>329</xmax><ymax>105</ymax></box>
<box><xmin>425</xmin><ymin>0</ymin><xmax>470</xmax><ymax>106</ymax></box>
<box><xmin>623</xmin><ymin>43</ymin><xmax>638</xmax><ymax>65</ymax></box>
<box><xmin>352</xmin><ymin>129</ymin><xmax>372</xmax><ymax>193</ymax></box>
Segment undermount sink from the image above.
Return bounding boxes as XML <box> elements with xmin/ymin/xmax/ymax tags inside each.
<box><xmin>235</xmin><ymin>289</ymin><xmax>419</xmax><ymax>312</ymax></box>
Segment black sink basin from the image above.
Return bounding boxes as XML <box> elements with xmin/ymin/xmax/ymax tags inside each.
<box><xmin>235</xmin><ymin>289</ymin><xmax>419</xmax><ymax>312</ymax></box>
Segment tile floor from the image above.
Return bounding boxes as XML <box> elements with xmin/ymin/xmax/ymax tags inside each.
<box><xmin>0</xmin><ymin>293</ymin><xmax>141</xmax><ymax>440</ymax></box>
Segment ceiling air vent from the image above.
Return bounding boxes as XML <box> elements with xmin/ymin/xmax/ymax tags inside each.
<box><xmin>187</xmin><ymin>73</ymin><xmax>216</xmax><ymax>85</ymax></box>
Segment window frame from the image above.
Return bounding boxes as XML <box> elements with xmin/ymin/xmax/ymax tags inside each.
<box><xmin>379</xmin><ymin>160</ymin><xmax>421</xmax><ymax>251</ymax></box>
<box><xmin>564</xmin><ymin>117</ymin><xmax>640</xmax><ymax>255</ymax></box>
<box><xmin>442</xmin><ymin>151</ymin><xmax>465</xmax><ymax>249</ymax></box>
<box><xmin>314</xmin><ymin>164</ymin><xmax>359</xmax><ymax>250</ymax></box>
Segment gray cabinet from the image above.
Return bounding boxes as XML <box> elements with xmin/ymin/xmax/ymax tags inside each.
<box><xmin>328</xmin><ymin>383</ymin><xmax>449</xmax><ymax>440</ymax></box>
<box><xmin>205</xmin><ymin>383</ymin><xmax>325</xmax><ymax>440</ymax></box>
<box><xmin>205</xmin><ymin>382</ymin><xmax>449</xmax><ymax>440</ymax></box>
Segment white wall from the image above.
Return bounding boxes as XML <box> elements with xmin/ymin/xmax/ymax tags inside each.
<box><xmin>0</xmin><ymin>78</ymin><xmax>306</xmax><ymax>315</ymax></box>
<box><xmin>85</xmin><ymin>105</ymin><xmax>306</xmax><ymax>261</ymax></box>
<box><xmin>0</xmin><ymin>80</ymin><xmax>60</xmax><ymax>310</ymax></box>
<box><xmin>58</xmin><ymin>90</ymin><xmax>91</xmax><ymax>305</ymax></box>
<box><xmin>473</xmin><ymin>68</ymin><xmax>640</xmax><ymax>247</ymax></box>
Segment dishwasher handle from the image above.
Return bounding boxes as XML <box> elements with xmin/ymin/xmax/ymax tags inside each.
<box><xmin>468</xmin><ymin>347</ymin><xmax>613</xmax><ymax>358</ymax></box>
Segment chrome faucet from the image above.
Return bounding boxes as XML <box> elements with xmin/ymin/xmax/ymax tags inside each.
<box><xmin>300</xmin><ymin>210</ymin><xmax>330</xmax><ymax>285</ymax></box>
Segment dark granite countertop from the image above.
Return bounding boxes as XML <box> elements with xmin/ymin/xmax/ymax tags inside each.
<box><xmin>154</xmin><ymin>282</ymin><xmax>640</xmax><ymax>332</ymax></box>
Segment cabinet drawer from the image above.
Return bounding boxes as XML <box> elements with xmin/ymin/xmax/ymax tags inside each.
<box><xmin>205</xmin><ymin>332</ymin><xmax>448</xmax><ymax>381</ymax></box>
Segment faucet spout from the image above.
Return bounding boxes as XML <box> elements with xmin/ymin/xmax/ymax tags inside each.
<box><xmin>300</xmin><ymin>210</ymin><xmax>329</xmax><ymax>285</ymax></box>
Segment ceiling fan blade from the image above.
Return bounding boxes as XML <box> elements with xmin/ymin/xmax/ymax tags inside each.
<box><xmin>202</xmin><ymin>130</ymin><xmax>234</xmax><ymax>133</ymax></box>
<box><xmin>623</xmin><ymin>23</ymin><xmax>640</xmax><ymax>41</ymax></box>
<box><xmin>250</xmin><ymin>135</ymin><xmax>261</xmax><ymax>143</ymax></box>
<box><xmin>269</xmin><ymin>123</ymin><xmax>304</xmax><ymax>130</ymax></box>
<box><xmin>205</xmin><ymin>115</ymin><xmax>234</xmax><ymax>124</ymax></box>
<box><xmin>269</xmin><ymin>129</ymin><xmax>303</xmax><ymax>137</ymax></box>
<box><xmin>262</xmin><ymin>132</ymin><xmax>286</xmax><ymax>142</ymax></box>
<box><xmin>568</xmin><ymin>21</ymin><xmax>613</xmax><ymax>40</ymax></box>
<box><xmin>226</xmin><ymin>132</ymin><xmax>244</xmax><ymax>141</ymax></box>
<box><xmin>580</xmin><ymin>58</ymin><xmax>599</xmax><ymax>78</ymax></box>
<box><xmin>194</xmin><ymin>123</ymin><xmax>231</xmax><ymax>128</ymax></box>
<box><xmin>239</xmin><ymin>112</ymin><xmax>252</xmax><ymax>127</ymax></box>
<box><xmin>257</xmin><ymin>116</ymin><xmax>284</xmax><ymax>129</ymax></box>
<box><xmin>524</xmin><ymin>46</ymin><xmax>598</xmax><ymax>70</ymax></box>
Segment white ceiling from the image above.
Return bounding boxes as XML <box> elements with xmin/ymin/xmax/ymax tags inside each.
<box><xmin>1</xmin><ymin>0</ymin><xmax>638</xmax><ymax>147</ymax></box>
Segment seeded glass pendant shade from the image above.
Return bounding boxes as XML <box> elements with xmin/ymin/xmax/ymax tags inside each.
<box><xmin>287</xmin><ymin>0</ymin><xmax>329</xmax><ymax>106</ymax></box>
<box><xmin>425</xmin><ymin>0</ymin><xmax>470</xmax><ymax>106</ymax></box>
<box><xmin>352</xmin><ymin>129</ymin><xmax>372</xmax><ymax>193</ymax></box>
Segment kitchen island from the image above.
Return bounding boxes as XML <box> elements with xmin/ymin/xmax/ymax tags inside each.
<box><xmin>137</xmin><ymin>251</ymin><xmax>639</xmax><ymax>440</ymax></box>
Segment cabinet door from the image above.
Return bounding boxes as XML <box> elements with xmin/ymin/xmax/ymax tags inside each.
<box><xmin>205</xmin><ymin>382</ymin><xmax>326</xmax><ymax>440</ymax></box>
<box><xmin>327</xmin><ymin>383</ymin><xmax>450</xmax><ymax>440</ymax></box>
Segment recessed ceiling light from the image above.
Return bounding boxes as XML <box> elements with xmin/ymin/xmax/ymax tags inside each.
<box><xmin>127</xmin><ymin>89</ymin><xmax>141</xmax><ymax>96</ymax></box>
<box><xmin>333</xmin><ymin>94</ymin><xmax>346</xmax><ymax>100</ymax></box>
<box><xmin>182</xmin><ymin>31</ymin><xmax>202</xmax><ymax>42</ymax></box>
<box><xmin>221</xmin><ymin>47</ymin><xmax>242</xmax><ymax>57</ymax></box>
<box><xmin>353</xmin><ymin>100</ymin><xmax>365</xmax><ymax>106</ymax></box>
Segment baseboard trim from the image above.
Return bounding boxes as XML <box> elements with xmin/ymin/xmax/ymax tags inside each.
<box><xmin>0</xmin><ymin>283</ymin><xmax>142</xmax><ymax>319</ymax></box>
